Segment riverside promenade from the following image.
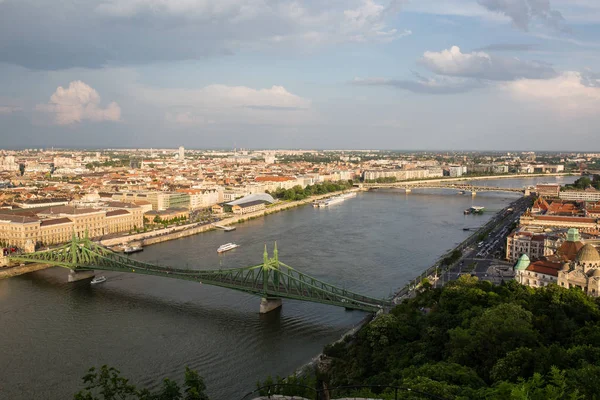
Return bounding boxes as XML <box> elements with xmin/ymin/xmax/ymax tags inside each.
<box><xmin>100</xmin><ymin>190</ymin><xmax>359</xmax><ymax>248</ymax></box>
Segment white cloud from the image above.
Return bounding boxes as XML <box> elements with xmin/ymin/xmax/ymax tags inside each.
<box><xmin>505</xmin><ymin>71</ymin><xmax>600</xmax><ymax>115</ymax></box>
<box><xmin>36</xmin><ymin>81</ymin><xmax>121</xmax><ymax>125</ymax></box>
<box><xmin>421</xmin><ymin>46</ymin><xmax>556</xmax><ymax>81</ymax></box>
<box><xmin>135</xmin><ymin>83</ymin><xmax>311</xmax><ymax>125</ymax></box>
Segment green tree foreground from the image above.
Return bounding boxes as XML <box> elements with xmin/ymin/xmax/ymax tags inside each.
<box><xmin>74</xmin><ymin>366</ymin><xmax>209</xmax><ymax>400</ymax></box>
<box><xmin>318</xmin><ymin>276</ymin><xmax>600</xmax><ymax>399</ymax></box>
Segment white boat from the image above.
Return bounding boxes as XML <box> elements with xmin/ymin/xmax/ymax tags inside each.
<box><xmin>341</xmin><ymin>192</ymin><xmax>357</xmax><ymax>199</ymax></box>
<box><xmin>217</xmin><ymin>243</ymin><xmax>239</xmax><ymax>253</ymax></box>
<box><xmin>123</xmin><ymin>245</ymin><xmax>143</xmax><ymax>254</ymax></box>
<box><xmin>319</xmin><ymin>196</ymin><xmax>345</xmax><ymax>208</ymax></box>
<box><xmin>91</xmin><ymin>276</ymin><xmax>106</xmax><ymax>285</ymax></box>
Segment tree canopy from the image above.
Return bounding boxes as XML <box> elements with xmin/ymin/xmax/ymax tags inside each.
<box><xmin>319</xmin><ymin>277</ymin><xmax>600</xmax><ymax>399</ymax></box>
<box><xmin>74</xmin><ymin>366</ymin><xmax>209</xmax><ymax>400</ymax></box>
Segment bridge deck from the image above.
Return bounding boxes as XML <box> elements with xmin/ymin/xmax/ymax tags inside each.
<box><xmin>9</xmin><ymin>238</ymin><xmax>389</xmax><ymax>313</ymax></box>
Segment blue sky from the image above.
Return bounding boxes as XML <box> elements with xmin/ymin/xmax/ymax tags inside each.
<box><xmin>0</xmin><ymin>0</ymin><xmax>599</xmax><ymax>150</ymax></box>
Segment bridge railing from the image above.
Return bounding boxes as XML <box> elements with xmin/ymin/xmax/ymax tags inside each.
<box><xmin>11</xmin><ymin>238</ymin><xmax>391</xmax><ymax>312</ymax></box>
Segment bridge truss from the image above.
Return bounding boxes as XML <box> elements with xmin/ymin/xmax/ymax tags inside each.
<box><xmin>9</xmin><ymin>236</ymin><xmax>390</xmax><ymax>313</ymax></box>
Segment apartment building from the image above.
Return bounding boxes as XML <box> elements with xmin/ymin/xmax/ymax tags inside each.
<box><xmin>559</xmin><ymin>190</ymin><xmax>600</xmax><ymax>202</ymax></box>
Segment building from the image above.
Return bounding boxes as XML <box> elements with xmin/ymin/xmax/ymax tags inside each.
<box><xmin>514</xmin><ymin>234</ymin><xmax>600</xmax><ymax>297</ymax></box>
<box><xmin>227</xmin><ymin>193</ymin><xmax>274</xmax><ymax>215</ymax></box>
<box><xmin>448</xmin><ymin>166</ymin><xmax>467</xmax><ymax>177</ymax></box>
<box><xmin>0</xmin><ymin>204</ymin><xmax>144</xmax><ymax>248</ymax></box>
<box><xmin>557</xmin><ymin>244</ymin><xmax>600</xmax><ymax>296</ymax></box>
<box><xmin>178</xmin><ymin>188</ymin><xmax>222</xmax><ymax>210</ymax></box>
<box><xmin>559</xmin><ymin>189</ymin><xmax>600</xmax><ymax>202</ymax></box>
<box><xmin>555</xmin><ymin>229</ymin><xmax>585</xmax><ymax>261</ymax></box>
<box><xmin>536</xmin><ymin>183</ymin><xmax>561</xmax><ymax>198</ymax></box>
<box><xmin>178</xmin><ymin>146</ymin><xmax>185</xmax><ymax>160</ymax></box>
<box><xmin>514</xmin><ymin>254</ymin><xmax>561</xmax><ymax>288</ymax></box>
<box><xmin>362</xmin><ymin>168</ymin><xmax>442</xmax><ymax>181</ymax></box>
<box><xmin>232</xmin><ymin>200</ymin><xmax>266</xmax><ymax>215</ymax></box>
<box><xmin>506</xmin><ymin>229</ymin><xmax>557</xmax><ymax>262</ymax></box>
<box><xmin>14</xmin><ymin>198</ymin><xmax>70</xmax><ymax>209</ymax></box>
<box><xmin>114</xmin><ymin>192</ymin><xmax>191</xmax><ymax>211</ymax></box>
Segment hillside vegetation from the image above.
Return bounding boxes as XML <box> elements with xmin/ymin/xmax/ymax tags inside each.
<box><xmin>320</xmin><ymin>277</ymin><xmax>600</xmax><ymax>399</ymax></box>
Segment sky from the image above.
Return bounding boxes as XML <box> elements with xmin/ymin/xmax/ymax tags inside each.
<box><xmin>0</xmin><ymin>0</ymin><xmax>599</xmax><ymax>151</ymax></box>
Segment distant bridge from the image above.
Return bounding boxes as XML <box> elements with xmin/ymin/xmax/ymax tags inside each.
<box><xmin>9</xmin><ymin>235</ymin><xmax>390</xmax><ymax>314</ymax></box>
<box><xmin>358</xmin><ymin>182</ymin><xmax>529</xmax><ymax>195</ymax></box>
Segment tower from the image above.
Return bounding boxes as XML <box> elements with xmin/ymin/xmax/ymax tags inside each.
<box><xmin>178</xmin><ymin>146</ymin><xmax>185</xmax><ymax>160</ymax></box>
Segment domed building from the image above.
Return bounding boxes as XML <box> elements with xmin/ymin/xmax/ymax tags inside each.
<box><xmin>557</xmin><ymin>244</ymin><xmax>600</xmax><ymax>296</ymax></box>
<box><xmin>514</xmin><ymin>253</ymin><xmax>562</xmax><ymax>288</ymax></box>
<box><xmin>556</xmin><ymin>228</ymin><xmax>584</xmax><ymax>262</ymax></box>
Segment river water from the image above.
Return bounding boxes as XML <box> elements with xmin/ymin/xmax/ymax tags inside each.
<box><xmin>0</xmin><ymin>176</ymin><xmax>575</xmax><ymax>399</ymax></box>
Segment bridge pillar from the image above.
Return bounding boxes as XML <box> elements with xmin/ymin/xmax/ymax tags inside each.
<box><xmin>524</xmin><ymin>189</ymin><xmax>531</xmax><ymax>197</ymax></box>
<box><xmin>68</xmin><ymin>269</ymin><xmax>95</xmax><ymax>282</ymax></box>
<box><xmin>259</xmin><ymin>297</ymin><xmax>282</xmax><ymax>314</ymax></box>
<box><xmin>471</xmin><ymin>191</ymin><xmax>477</xmax><ymax>196</ymax></box>
<box><xmin>404</xmin><ymin>188</ymin><xmax>411</xmax><ymax>193</ymax></box>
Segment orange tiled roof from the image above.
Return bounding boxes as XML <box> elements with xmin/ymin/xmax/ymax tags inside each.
<box><xmin>527</xmin><ymin>260</ymin><xmax>562</xmax><ymax>276</ymax></box>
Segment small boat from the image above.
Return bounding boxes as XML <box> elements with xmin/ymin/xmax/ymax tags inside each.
<box><xmin>91</xmin><ymin>276</ymin><xmax>106</xmax><ymax>285</ymax></box>
<box><xmin>123</xmin><ymin>245</ymin><xmax>143</xmax><ymax>254</ymax></box>
<box><xmin>217</xmin><ymin>243</ymin><xmax>239</xmax><ymax>253</ymax></box>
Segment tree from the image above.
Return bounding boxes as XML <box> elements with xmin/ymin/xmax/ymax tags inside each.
<box><xmin>74</xmin><ymin>365</ymin><xmax>210</xmax><ymax>400</ymax></box>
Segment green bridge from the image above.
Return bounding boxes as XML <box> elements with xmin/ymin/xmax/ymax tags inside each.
<box><xmin>9</xmin><ymin>236</ymin><xmax>391</xmax><ymax>314</ymax></box>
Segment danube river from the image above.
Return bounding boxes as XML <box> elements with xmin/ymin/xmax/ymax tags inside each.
<box><xmin>0</xmin><ymin>176</ymin><xmax>575</xmax><ymax>399</ymax></box>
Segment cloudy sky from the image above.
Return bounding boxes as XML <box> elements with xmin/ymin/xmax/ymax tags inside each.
<box><xmin>1</xmin><ymin>0</ymin><xmax>599</xmax><ymax>150</ymax></box>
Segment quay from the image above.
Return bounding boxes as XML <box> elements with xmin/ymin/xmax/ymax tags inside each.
<box><xmin>99</xmin><ymin>189</ymin><xmax>359</xmax><ymax>248</ymax></box>
<box><xmin>212</xmin><ymin>224</ymin><xmax>236</xmax><ymax>231</ymax></box>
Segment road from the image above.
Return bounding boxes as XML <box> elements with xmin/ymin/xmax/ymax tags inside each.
<box><xmin>436</xmin><ymin>196</ymin><xmax>532</xmax><ymax>287</ymax></box>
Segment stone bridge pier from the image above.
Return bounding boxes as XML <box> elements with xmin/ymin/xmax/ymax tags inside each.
<box><xmin>68</xmin><ymin>269</ymin><xmax>95</xmax><ymax>282</ymax></box>
<box><xmin>260</xmin><ymin>297</ymin><xmax>282</xmax><ymax>314</ymax></box>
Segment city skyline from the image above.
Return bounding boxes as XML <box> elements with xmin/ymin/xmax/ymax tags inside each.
<box><xmin>1</xmin><ymin>0</ymin><xmax>599</xmax><ymax>150</ymax></box>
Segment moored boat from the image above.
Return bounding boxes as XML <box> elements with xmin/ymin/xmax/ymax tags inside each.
<box><xmin>124</xmin><ymin>245</ymin><xmax>143</xmax><ymax>254</ymax></box>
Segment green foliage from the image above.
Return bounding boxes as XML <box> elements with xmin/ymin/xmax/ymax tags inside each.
<box><xmin>566</xmin><ymin>175</ymin><xmax>600</xmax><ymax>190</ymax></box>
<box><xmin>74</xmin><ymin>366</ymin><xmax>209</xmax><ymax>400</ymax></box>
<box><xmin>255</xmin><ymin>374</ymin><xmax>316</xmax><ymax>399</ymax></box>
<box><xmin>270</xmin><ymin>181</ymin><xmax>352</xmax><ymax>202</ymax></box>
<box><xmin>319</xmin><ymin>278</ymin><xmax>600</xmax><ymax>399</ymax></box>
<box><xmin>365</xmin><ymin>177</ymin><xmax>397</xmax><ymax>183</ymax></box>
<box><xmin>441</xmin><ymin>249</ymin><xmax>462</xmax><ymax>266</ymax></box>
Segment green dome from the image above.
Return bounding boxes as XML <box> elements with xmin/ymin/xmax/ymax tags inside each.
<box><xmin>515</xmin><ymin>254</ymin><xmax>531</xmax><ymax>271</ymax></box>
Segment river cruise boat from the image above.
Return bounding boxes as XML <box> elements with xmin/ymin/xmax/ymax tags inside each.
<box><xmin>464</xmin><ymin>206</ymin><xmax>485</xmax><ymax>215</ymax></box>
<box><xmin>123</xmin><ymin>245</ymin><xmax>143</xmax><ymax>254</ymax></box>
<box><xmin>217</xmin><ymin>243</ymin><xmax>239</xmax><ymax>253</ymax></box>
<box><xmin>91</xmin><ymin>276</ymin><xmax>106</xmax><ymax>285</ymax></box>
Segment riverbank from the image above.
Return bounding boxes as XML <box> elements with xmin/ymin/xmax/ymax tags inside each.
<box><xmin>101</xmin><ymin>189</ymin><xmax>359</xmax><ymax>249</ymax></box>
<box><xmin>391</xmin><ymin>195</ymin><xmax>527</xmax><ymax>303</ymax></box>
<box><xmin>0</xmin><ymin>263</ymin><xmax>51</xmax><ymax>279</ymax></box>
